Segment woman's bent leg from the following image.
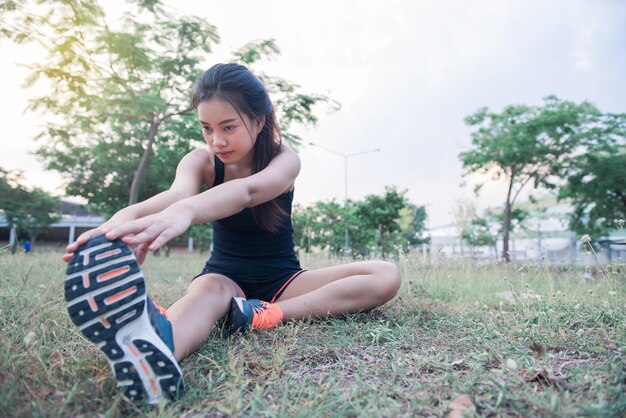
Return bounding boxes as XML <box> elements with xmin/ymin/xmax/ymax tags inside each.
<box><xmin>275</xmin><ymin>260</ymin><xmax>401</xmax><ymax>321</ymax></box>
<box><xmin>167</xmin><ymin>274</ymin><xmax>244</xmax><ymax>362</ymax></box>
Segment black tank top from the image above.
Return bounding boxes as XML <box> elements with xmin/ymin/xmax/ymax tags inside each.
<box><xmin>210</xmin><ymin>156</ymin><xmax>298</xmax><ymax>260</ymax></box>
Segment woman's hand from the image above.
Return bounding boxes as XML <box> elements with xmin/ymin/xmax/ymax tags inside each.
<box><xmin>104</xmin><ymin>204</ymin><xmax>194</xmax><ymax>254</ymax></box>
<box><xmin>62</xmin><ymin>211</ymin><xmax>138</xmax><ymax>263</ymax></box>
<box><xmin>63</xmin><ymin>228</ymin><xmax>99</xmax><ymax>263</ymax></box>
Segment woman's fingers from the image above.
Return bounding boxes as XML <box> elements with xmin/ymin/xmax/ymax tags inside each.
<box><xmin>66</xmin><ymin>228</ymin><xmax>98</xmax><ymax>251</ymax></box>
<box><xmin>120</xmin><ymin>222</ymin><xmax>164</xmax><ymax>247</ymax></box>
<box><xmin>105</xmin><ymin>217</ymin><xmax>154</xmax><ymax>241</ymax></box>
<box><xmin>134</xmin><ymin>243</ymin><xmax>149</xmax><ymax>265</ymax></box>
<box><xmin>146</xmin><ymin>215</ymin><xmax>191</xmax><ymax>251</ymax></box>
<box><xmin>70</xmin><ymin>210</ymin><xmax>191</xmax><ymax>259</ymax></box>
<box><xmin>63</xmin><ymin>227</ymin><xmax>104</xmax><ymax>261</ymax></box>
<box><xmin>62</xmin><ymin>217</ymin><xmax>161</xmax><ymax>263</ymax></box>
<box><xmin>148</xmin><ymin>230</ymin><xmax>175</xmax><ymax>252</ymax></box>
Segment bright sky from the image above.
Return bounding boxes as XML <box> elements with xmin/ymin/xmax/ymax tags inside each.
<box><xmin>1</xmin><ymin>0</ymin><xmax>625</xmax><ymax>227</ymax></box>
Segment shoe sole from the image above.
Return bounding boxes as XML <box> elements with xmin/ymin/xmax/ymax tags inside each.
<box><xmin>64</xmin><ymin>235</ymin><xmax>184</xmax><ymax>404</ymax></box>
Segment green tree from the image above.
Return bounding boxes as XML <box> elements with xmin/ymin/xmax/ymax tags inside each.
<box><xmin>460</xmin><ymin>207</ymin><xmax>528</xmax><ymax>258</ymax></box>
<box><xmin>292</xmin><ymin>203</ymin><xmax>314</xmax><ymax>254</ymax></box>
<box><xmin>461</xmin><ymin>217</ymin><xmax>495</xmax><ymax>249</ymax></box>
<box><xmin>559</xmin><ymin>139</ymin><xmax>626</xmax><ymax>237</ymax></box>
<box><xmin>293</xmin><ymin>189</ymin><xmax>417</xmax><ymax>258</ymax></box>
<box><xmin>6</xmin><ymin>0</ymin><xmax>335</xmax><ymax>217</ymax></box>
<box><xmin>6</xmin><ymin>0</ymin><xmax>217</xmax><ymax>215</ymax></box>
<box><xmin>293</xmin><ymin>199</ymin><xmax>379</xmax><ymax>258</ymax></box>
<box><xmin>293</xmin><ymin>200</ymin><xmax>348</xmax><ymax>256</ymax></box>
<box><xmin>0</xmin><ymin>168</ymin><xmax>61</xmax><ymax>253</ymax></box>
<box><xmin>354</xmin><ymin>186</ymin><xmax>407</xmax><ymax>258</ymax></box>
<box><xmin>187</xmin><ymin>223</ymin><xmax>213</xmax><ymax>254</ymax></box>
<box><xmin>22</xmin><ymin>188</ymin><xmax>62</xmax><ymax>246</ymax></box>
<box><xmin>460</xmin><ymin>96</ymin><xmax>600</xmax><ymax>262</ymax></box>
<box><xmin>450</xmin><ymin>199</ymin><xmax>479</xmax><ymax>253</ymax></box>
<box><xmin>487</xmin><ymin>207</ymin><xmax>528</xmax><ymax>257</ymax></box>
<box><xmin>397</xmin><ymin>203</ymin><xmax>428</xmax><ymax>248</ymax></box>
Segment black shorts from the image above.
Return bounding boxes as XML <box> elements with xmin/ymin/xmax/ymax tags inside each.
<box><xmin>194</xmin><ymin>255</ymin><xmax>305</xmax><ymax>302</ymax></box>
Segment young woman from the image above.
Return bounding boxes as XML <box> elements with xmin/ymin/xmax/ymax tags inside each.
<box><xmin>63</xmin><ymin>63</ymin><xmax>401</xmax><ymax>404</ymax></box>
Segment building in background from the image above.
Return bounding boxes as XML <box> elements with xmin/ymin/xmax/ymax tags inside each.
<box><xmin>0</xmin><ymin>199</ymin><xmax>103</xmax><ymax>245</ymax></box>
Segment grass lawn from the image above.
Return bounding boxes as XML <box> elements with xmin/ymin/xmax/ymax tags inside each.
<box><xmin>1</xmin><ymin>248</ymin><xmax>624</xmax><ymax>417</ymax></box>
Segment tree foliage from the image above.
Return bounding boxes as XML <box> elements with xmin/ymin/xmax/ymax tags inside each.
<box><xmin>0</xmin><ymin>168</ymin><xmax>61</xmax><ymax>252</ymax></box>
<box><xmin>292</xmin><ymin>186</ymin><xmax>425</xmax><ymax>258</ymax></box>
<box><xmin>353</xmin><ymin>186</ymin><xmax>408</xmax><ymax>257</ymax></box>
<box><xmin>559</xmin><ymin>134</ymin><xmax>626</xmax><ymax>237</ymax></box>
<box><xmin>460</xmin><ymin>96</ymin><xmax>602</xmax><ymax>261</ymax></box>
<box><xmin>398</xmin><ymin>203</ymin><xmax>429</xmax><ymax>247</ymax></box>
<box><xmin>5</xmin><ymin>0</ymin><xmax>218</xmax><ymax>215</ymax></box>
<box><xmin>460</xmin><ymin>207</ymin><xmax>528</xmax><ymax>257</ymax></box>
<box><xmin>292</xmin><ymin>200</ymin><xmax>350</xmax><ymax>255</ymax></box>
<box><xmin>6</xmin><ymin>0</ymin><xmax>335</xmax><ymax>219</ymax></box>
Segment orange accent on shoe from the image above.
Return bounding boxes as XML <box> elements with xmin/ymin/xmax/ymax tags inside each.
<box><xmin>150</xmin><ymin>378</ymin><xmax>158</xmax><ymax>395</ymax></box>
<box><xmin>152</xmin><ymin>301</ymin><xmax>170</xmax><ymax>320</ymax></box>
<box><xmin>98</xmin><ymin>266</ymin><xmax>130</xmax><ymax>282</ymax></box>
<box><xmin>88</xmin><ymin>296</ymin><xmax>97</xmax><ymax>312</ymax></box>
<box><xmin>100</xmin><ymin>317</ymin><xmax>111</xmax><ymax>328</ymax></box>
<box><xmin>82</xmin><ymin>274</ymin><xmax>90</xmax><ymax>288</ymax></box>
<box><xmin>140</xmin><ymin>359</ymin><xmax>151</xmax><ymax>376</ymax></box>
<box><xmin>128</xmin><ymin>344</ymin><xmax>160</xmax><ymax>397</ymax></box>
<box><xmin>127</xmin><ymin>343</ymin><xmax>139</xmax><ymax>357</ymax></box>
<box><xmin>251</xmin><ymin>303</ymin><xmax>283</xmax><ymax>329</ymax></box>
<box><xmin>104</xmin><ymin>286</ymin><xmax>136</xmax><ymax>305</ymax></box>
<box><xmin>95</xmin><ymin>248</ymin><xmax>122</xmax><ymax>261</ymax></box>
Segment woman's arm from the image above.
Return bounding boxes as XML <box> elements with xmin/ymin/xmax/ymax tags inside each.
<box><xmin>105</xmin><ymin>146</ymin><xmax>301</xmax><ymax>251</ymax></box>
<box><xmin>182</xmin><ymin>146</ymin><xmax>301</xmax><ymax>224</ymax></box>
<box><xmin>108</xmin><ymin>149</ymin><xmax>212</xmax><ymax>221</ymax></box>
<box><xmin>63</xmin><ymin>149</ymin><xmax>212</xmax><ymax>262</ymax></box>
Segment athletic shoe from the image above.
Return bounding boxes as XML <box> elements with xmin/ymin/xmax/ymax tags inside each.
<box><xmin>64</xmin><ymin>235</ymin><xmax>184</xmax><ymax>404</ymax></box>
<box><xmin>226</xmin><ymin>297</ymin><xmax>283</xmax><ymax>334</ymax></box>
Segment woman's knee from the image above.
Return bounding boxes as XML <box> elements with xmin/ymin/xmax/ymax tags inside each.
<box><xmin>371</xmin><ymin>260</ymin><xmax>401</xmax><ymax>301</ymax></box>
<box><xmin>186</xmin><ymin>274</ymin><xmax>241</xmax><ymax>298</ymax></box>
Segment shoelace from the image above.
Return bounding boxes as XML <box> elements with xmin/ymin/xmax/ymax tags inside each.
<box><xmin>249</xmin><ymin>300</ymin><xmax>269</xmax><ymax>314</ymax></box>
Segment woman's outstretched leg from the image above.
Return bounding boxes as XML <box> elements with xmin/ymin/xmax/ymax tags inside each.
<box><xmin>167</xmin><ymin>274</ymin><xmax>244</xmax><ymax>361</ymax></box>
<box><xmin>227</xmin><ymin>261</ymin><xmax>400</xmax><ymax>332</ymax></box>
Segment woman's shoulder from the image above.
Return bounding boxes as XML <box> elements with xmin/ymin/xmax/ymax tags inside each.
<box><xmin>278</xmin><ymin>142</ymin><xmax>297</xmax><ymax>156</ymax></box>
<box><xmin>273</xmin><ymin>143</ymin><xmax>300</xmax><ymax>167</ymax></box>
<box><xmin>185</xmin><ymin>147</ymin><xmax>213</xmax><ymax>163</ymax></box>
<box><xmin>180</xmin><ymin>148</ymin><xmax>214</xmax><ymax>172</ymax></box>
<box><xmin>178</xmin><ymin>148</ymin><xmax>216</xmax><ymax>187</ymax></box>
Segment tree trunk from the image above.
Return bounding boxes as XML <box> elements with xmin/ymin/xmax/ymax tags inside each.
<box><xmin>502</xmin><ymin>202</ymin><xmax>511</xmax><ymax>262</ymax></box>
<box><xmin>502</xmin><ymin>178</ymin><xmax>514</xmax><ymax>263</ymax></box>
<box><xmin>129</xmin><ymin>120</ymin><xmax>161</xmax><ymax>205</ymax></box>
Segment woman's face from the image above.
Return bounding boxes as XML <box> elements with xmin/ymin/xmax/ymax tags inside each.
<box><xmin>197</xmin><ymin>97</ymin><xmax>264</xmax><ymax>166</ymax></box>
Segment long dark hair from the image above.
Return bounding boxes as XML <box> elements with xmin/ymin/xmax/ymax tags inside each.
<box><xmin>192</xmin><ymin>63</ymin><xmax>287</xmax><ymax>233</ymax></box>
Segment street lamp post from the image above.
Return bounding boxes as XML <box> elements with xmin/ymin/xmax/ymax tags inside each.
<box><xmin>309</xmin><ymin>142</ymin><xmax>380</xmax><ymax>254</ymax></box>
